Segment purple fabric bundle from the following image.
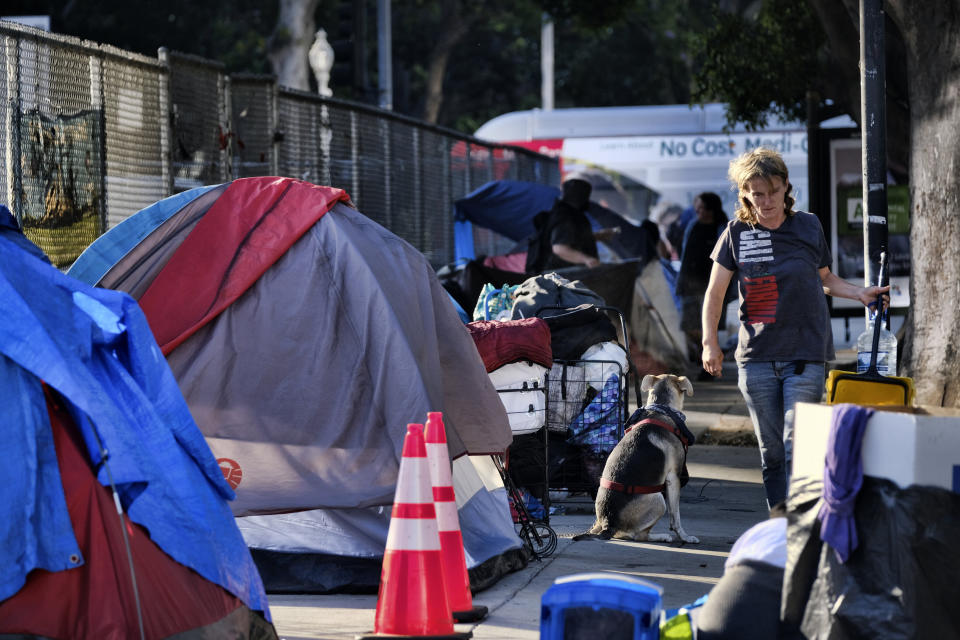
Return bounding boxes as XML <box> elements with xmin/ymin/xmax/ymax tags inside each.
<box><xmin>818</xmin><ymin>404</ymin><xmax>874</xmax><ymax>563</ymax></box>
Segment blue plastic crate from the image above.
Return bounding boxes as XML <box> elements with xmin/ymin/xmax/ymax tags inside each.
<box><xmin>540</xmin><ymin>572</ymin><xmax>663</xmax><ymax>640</ymax></box>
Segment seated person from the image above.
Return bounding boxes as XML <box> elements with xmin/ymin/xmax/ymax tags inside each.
<box><xmin>525</xmin><ymin>178</ymin><xmax>600</xmax><ymax>274</ymax></box>
<box><xmin>695</xmin><ymin>503</ymin><xmax>802</xmax><ymax>640</ymax></box>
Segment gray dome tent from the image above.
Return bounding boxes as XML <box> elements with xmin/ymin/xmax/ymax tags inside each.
<box><xmin>69</xmin><ymin>177</ymin><xmax>525</xmax><ymax>592</ymax></box>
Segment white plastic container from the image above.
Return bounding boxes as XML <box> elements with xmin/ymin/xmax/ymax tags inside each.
<box><xmin>856</xmin><ymin>313</ymin><xmax>897</xmax><ymax>376</ymax></box>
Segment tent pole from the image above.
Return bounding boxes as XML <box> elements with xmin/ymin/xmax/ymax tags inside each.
<box><xmin>89</xmin><ymin>421</ymin><xmax>146</xmax><ymax>640</ymax></box>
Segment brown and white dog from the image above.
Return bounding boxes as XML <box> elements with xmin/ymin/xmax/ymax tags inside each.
<box><xmin>574</xmin><ymin>373</ymin><xmax>698</xmax><ymax>544</ymax></box>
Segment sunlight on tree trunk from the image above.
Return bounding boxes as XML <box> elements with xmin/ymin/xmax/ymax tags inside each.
<box><xmin>269</xmin><ymin>0</ymin><xmax>320</xmax><ymax>91</ymax></box>
<box><xmin>422</xmin><ymin>2</ymin><xmax>473</xmax><ymax>124</ymax></box>
<box><xmin>887</xmin><ymin>0</ymin><xmax>960</xmax><ymax>406</ymax></box>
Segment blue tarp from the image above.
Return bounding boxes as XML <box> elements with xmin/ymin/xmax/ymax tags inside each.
<box><xmin>68</xmin><ymin>184</ymin><xmax>221</xmax><ymax>286</ymax></box>
<box><xmin>454</xmin><ymin>180</ymin><xmax>561</xmax><ymax>243</ymax></box>
<box><xmin>0</xmin><ymin>208</ymin><xmax>269</xmax><ymax>617</ymax></box>
<box><xmin>452</xmin><ymin>179</ymin><xmax>658</xmax><ymax>263</ymax></box>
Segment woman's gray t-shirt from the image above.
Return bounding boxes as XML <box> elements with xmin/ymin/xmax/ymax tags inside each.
<box><xmin>711</xmin><ymin>211</ymin><xmax>835</xmax><ymax>363</ymax></box>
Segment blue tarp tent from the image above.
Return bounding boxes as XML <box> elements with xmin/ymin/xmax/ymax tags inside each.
<box><xmin>0</xmin><ymin>205</ymin><xmax>272</xmax><ymax>636</ymax></box>
<box><xmin>453</xmin><ymin>179</ymin><xmax>660</xmax><ymax>264</ymax></box>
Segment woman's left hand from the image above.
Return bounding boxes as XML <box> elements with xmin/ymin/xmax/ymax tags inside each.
<box><xmin>861</xmin><ymin>285</ymin><xmax>891</xmax><ymax>311</ymax></box>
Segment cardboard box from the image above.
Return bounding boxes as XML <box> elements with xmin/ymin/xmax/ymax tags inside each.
<box><xmin>793</xmin><ymin>402</ymin><xmax>960</xmax><ymax>493</ymax></box>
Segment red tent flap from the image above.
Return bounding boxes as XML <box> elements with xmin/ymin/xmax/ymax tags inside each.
<box><xmin>0</xmin><ymin>389</ymin><xmax>247</xmax><ymax>639</ymax></box>
<box><xmin>139</xmin><ymin>178</ymin><xmax>349</xmax><ymax>354</ymax></box>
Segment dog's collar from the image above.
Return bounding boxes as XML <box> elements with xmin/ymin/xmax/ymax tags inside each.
<box><xmin>643</xmin><ymin>404</ymin><xmax>686</xmax><ymax>426</ymax></box>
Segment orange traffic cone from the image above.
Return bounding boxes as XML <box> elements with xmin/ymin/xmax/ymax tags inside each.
<box><xmin>425</xmin><ymin>412</ymin><xmax>489</xmax><ymax>624</ymax></box>
<box><xmin>359</xmin><ymin>424</ymin><xmax>471</xmax><ymax>640</ymax></box>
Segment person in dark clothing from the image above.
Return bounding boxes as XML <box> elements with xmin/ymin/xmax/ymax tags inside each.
<box><xmin>676</xmin><ymin>192</ymin><xmax>728</xmax><ymax>379</ymax></box>
<box><xmin>525</xmin><ymin>178</ymin><xmax>600</xmax><ymax>274</ymax></box>
<box><xmin>702</xmin><ymin>147</ymin><xmax>888</xmax><ymax>509</ymax></box>
<box><xmin>696</xmin><ymin>503</ymin><xmax>803</xmax><ymax>640</ymax></box>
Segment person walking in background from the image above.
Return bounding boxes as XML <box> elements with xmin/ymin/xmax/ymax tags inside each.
<box><xmin>676</xmin><ymin>192</ymin><xmax>728</xmax><ymax>380</ymax></box>
<box><xmin>700</xmin><ymin>147</ymin><xmax>888</xmax><ymax>509</ymax></box>
<box><xmin>647</xmin><ymin>201</ymin><xmax>686</xmax><ymax>262</ymax></box>
<box><xmin>525</xmin><ymin>178</ymin><xmax>600</xmax><ymax>274</ymax></box>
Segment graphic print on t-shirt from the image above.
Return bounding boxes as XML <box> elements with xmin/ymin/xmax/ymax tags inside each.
<box><xmin>738</xmin><ymin>229</ymin><xmax>779</xmax><ymax>324</ymax></box>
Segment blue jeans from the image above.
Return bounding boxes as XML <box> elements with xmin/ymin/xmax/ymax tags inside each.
<box><xmin>737</xmin><ymin>361</ymin><xmax>825</xmax><ymax>509</ymax></box>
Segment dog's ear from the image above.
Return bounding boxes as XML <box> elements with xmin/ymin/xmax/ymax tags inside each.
<box><xmin>641</xmin><ymin>374</ymin><xmax>657</xmax><ymax>393</ymax></box>
<box><xmin>677</xmin><ymin>376</ymin><xmax>694</xmax><ymax>397</ymax></box>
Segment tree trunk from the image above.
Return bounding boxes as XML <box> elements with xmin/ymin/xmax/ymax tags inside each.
<box><xmin>268</xmin><ymin>0</ymin><xmax>319</xmax><ymax>91</ymax></box>
<box><xmin>887</xmin><ymin>0</ymin><xmax>960</xmax><ymax>406</ymax></box>
<box><xmin>422</xmin><ymin>3</ymin><xmax>472</xmax><ymax>124</ymax></box>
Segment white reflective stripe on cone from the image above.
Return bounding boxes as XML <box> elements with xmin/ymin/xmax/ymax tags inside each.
<box><xmin>394</xmin><ymin>457</ymin><xmax>433</xmax><ymax>503</ymax></box>
<box><xmin>385</xmin><ymin>516</ymin><xmax>442</xmax><ymax>551</ymax></box>
<box><xmin>426</xmin><ymin>442</ymin><xmax>454</xmax><ymax>486</ymax></box>
<box><xmin>434</xmin><ymin>499</ymin><xmax>460</xmax><ymax>533</ymax></box>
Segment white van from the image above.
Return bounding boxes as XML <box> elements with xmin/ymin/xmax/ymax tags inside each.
<box><xmin>474</xmin><ymin>103</ymin><xmax>810</xmax><ymax>219</ymax></box>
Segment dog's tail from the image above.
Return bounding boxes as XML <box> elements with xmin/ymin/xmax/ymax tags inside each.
<box><xmin>572</xmin><ymin>530</ymin><xmax>612</xmax><ymax>542</ymax></box>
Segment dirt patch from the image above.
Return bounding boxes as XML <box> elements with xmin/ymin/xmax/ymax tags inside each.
<box><xmin>697</xmin><ymin>430</ymin><xmax>758</xmax><ymax>447</ymax></box>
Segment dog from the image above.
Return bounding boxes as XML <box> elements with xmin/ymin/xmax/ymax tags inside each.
<box><xmin>573</xmin><ymin>373</ymin><xmax>698</xmax><ymax>544</ymax></box>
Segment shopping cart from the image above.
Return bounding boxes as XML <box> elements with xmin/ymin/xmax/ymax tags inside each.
<box><xmin>491</xmin><ymin>453</ymin><xmax>557</xmax><ymax>559</ymax></box>
<box><xmin>536</xmin><ymin>305</ymin><xmax>638</xmax><ymax>516</ymax></box>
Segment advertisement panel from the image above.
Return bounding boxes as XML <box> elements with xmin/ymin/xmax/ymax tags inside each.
<box><xmin>829</xmin><ymin>137</ymin><xmax>910</xmax><ymax>308</ymax></box>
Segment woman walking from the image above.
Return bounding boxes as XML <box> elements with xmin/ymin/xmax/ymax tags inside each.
<box><xmin>701</xmin><ymin>147</ymin><xmax>888</xmax><ymax>509</ymax></box>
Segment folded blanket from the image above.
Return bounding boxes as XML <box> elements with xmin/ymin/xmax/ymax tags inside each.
<box><xmin>467</xmin><ymin>318</ymin><xmax>553</xmax><ymax>373</ymax></box>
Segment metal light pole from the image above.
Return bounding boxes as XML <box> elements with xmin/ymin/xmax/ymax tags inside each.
<box><xmin>541</xmin><ymin>16</ymin><xmax>554</xmax><ymax>111</ymax></box>
<box><xmin>860</xmin><ymin>0</ymin><xmax>888</xmax><ymax>292</ymax></box>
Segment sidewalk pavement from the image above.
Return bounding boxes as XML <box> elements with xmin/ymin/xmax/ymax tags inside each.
<box><xmin>679</xmin><ymin>361</ymin><xmax>755</xmax><ymax>445</ymax></box>
<box><xmin>268</xmin><ymin>361</ymin><xmax>767</xmax><ymax>640</ymax></box>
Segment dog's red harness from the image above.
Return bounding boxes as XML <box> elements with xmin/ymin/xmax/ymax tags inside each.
<box><xmin>600</xmin><ymin>477</ymin><xmax>665</xmax><ymax>494</ymax></box>
<box><xmin>624</xmin><ymin>417</ymin><xmax>691</xmax><ymax>452</ymax></box>
<box><xmin>600</xmin><ymin>417</ymin><xmax>690</xmax><ymax>496</ymax></box>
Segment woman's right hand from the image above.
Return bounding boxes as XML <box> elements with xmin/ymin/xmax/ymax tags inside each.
<box><xmin>702</xmin><ymin>342</ymin><xmax>724</xmax><ymax>378</ymax></box>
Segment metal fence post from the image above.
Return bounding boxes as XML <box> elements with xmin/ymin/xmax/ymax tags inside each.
<box><xmin>442</xmin><ymin>136</ymin><xmax>452</xmax><ymax>262</ymax></box>
<box><xmin>412</xmin><ymin>127</ymin><xmax>424</xmax><ymax>251</ymax></box>
<box><xmin>382</xmin><ymin>118</ymin><xmax>392</xmax><ymax>228</ymax></box>
<box><xmin>270</xmin><ymin>81</ymin><xmax>280</xmax><ymax>176</ymax></box>
<box><xmin>319</xmin><ymin>100</ymin><xmax>332</xmax><ymax>186</ymax></box>
<box><xmin>223</xmin><ymin>74</ymin><xmax>234</xmax><ymax>181</ymax></box>
<box><xmin>89</xmin><ymin>53</ymin><xmax>107</xmax><ymax>232</ymax></box>
<box><xmin>350</xmin><ymin>109</ymin><xmax>359</xmax><ymax>201</ymax></box>
<box><xmin>5</xmin><ymin>35</ymin><xmax>22</xmax><ymax>218</ymax></box>
<box><xmin>157</xmin><ymin>47</ymin><xmax>173</xmax><ymax>196</ymax></box>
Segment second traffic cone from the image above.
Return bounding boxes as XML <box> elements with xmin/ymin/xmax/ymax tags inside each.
<box><xmin>425</xmin><ymin>412</ymin><xmax>489</xmax><ymax>623</ymax></box>
<box><xmin>360</xmin><ymin>424</ymin><xmax>471</xmax><ymax>640</ymax></box>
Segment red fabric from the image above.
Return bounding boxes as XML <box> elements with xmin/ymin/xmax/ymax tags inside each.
<box><xmin>139</xmin><ymin>177</ymin><xmax>350</xmax><ymax>354</ymax></box>
<box><xmin>0</xmin><ymin>390</ymin><xmax>244</xmax><ymax>639</ymax></box>
<box><xmin>482</xmin><ymin>252</ymin><xmax>527</xmax><ymax>274</ymax></box>
<box><xmin>600</xmin><ymin>477</ymin><xmax>666</xmax><ymax>495</ymax></box>
<box><xmin>466</xmin><ymin>318</ymin><xmax>552</xmax><ymax>373</ymax></box>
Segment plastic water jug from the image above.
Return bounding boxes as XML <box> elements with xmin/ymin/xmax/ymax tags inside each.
<box><xmin>856</xmin><ymin>312</ymin><xmax>897</xmax><ymax>376</ymax></box>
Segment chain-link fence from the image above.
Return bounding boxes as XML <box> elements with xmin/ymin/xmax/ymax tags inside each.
<box><xmin>1</xmin><ymin>21</ymin><xmax>559</xmax><ymax>268</ymax></box>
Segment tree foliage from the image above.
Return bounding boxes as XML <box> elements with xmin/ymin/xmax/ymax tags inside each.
<box><xmin>0</xmin><ymin>1</ymin><xmax>876</xmax><ymax>136</ymax></box>
<box><xmin>392</xmin><ymin>0</ymin><xmax>718</xmax><ymax>130</ymax></box>
<box><xmin>5</xmin><ymin>0</ymin><xmax>278</xmax><ymax>74</ymax></box>
<box><xmin>688</xmin><ymin>0</ymin><xmax>826</xmax><ymax>131</ymax></box>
